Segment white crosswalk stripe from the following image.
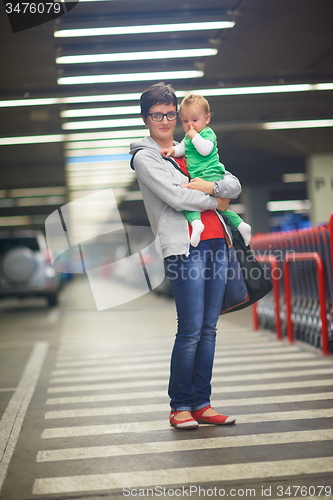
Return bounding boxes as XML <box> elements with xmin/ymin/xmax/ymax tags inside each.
<box><xmin>52</xmin><ymin>352</ymin><xmax>314</xmax><ymax>375</ymax></box>
<box><xmin>41</xmin><ymin>408</ymin><xmax>333</xmax><ymax>438</ymax></box>
<box><xmin>44</xmin><ymin>393</ymin><xmax>333</xmax><ymax>419</ymax></box>
<box><xmin>47</xmin><ymin>367</ymin><xmax>333</xmax><ymax>390</ymax></box>
<box><xmin>54</xmin><ymin>345</ymin><xmax>305</xmax><ymax>368</ymax></box>
<box><xmin>45</xmin><ymin>384</ymin><xmax>333</xmax><ymax>405</ymax></box>
<box><xmin>45</xmin><ymin>378</ymin><xmax>333</xmax><ymax>404</ymax></box>
<box><xmin>33</xmin><ymin>457</ymin><xmax>333</xmax><ymax>495</ymax></box>
<box><xmin>51</xmin><ymin>358</ymin><xmax>332</xmax><ymax>384</ymax></box>
<box><xmin>37</xmin><ymin>428</ymin><xmax>333</xmax><ymax>462</ymax></box>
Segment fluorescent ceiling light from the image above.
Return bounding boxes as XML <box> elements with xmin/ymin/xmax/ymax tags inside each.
<box><xmin>195</xmin><ymin>84</ymin><xmax>315</xmax><ymax>96</ymax></box>
<box><xmin>67</xmin><ymin>173</ymin><xmax>134</xmax><ymax>180</ymax></box>
<box><xmin>63</xmin><ymin>93</ymin><xmax>141</xmax><ymax>104</ymax></box>
<box><xmin>282</xmin><ymin>173</ymin><xmax>307</xmax><ymax>183</ymax></box>
<box><xmin>263</xmin><ymin>119</ymin><xmax>333</xmax><ymax>129</ymax></box>
<box><xmin>0</xmin><ymin>93</ymin><xmax>142</xmax><ymax>107</ymax></box>
<box><xmin>65</xmin><ymin>147</ymin><xmax>129</xmax><ymax>157</ymax></box>
<box><xmin>54</xmin><ymin>21</ymin><xmax>235</xmax><ymax>38</ymax></box>
<box><xmin>11</xmin><ymin>187</ymin><xmax>66</xmax><ymax>197</ymax></box>
<box><xmin>57</xmin><ymin>70</ymin><xmax>204</xmax><ymax>85</ymax></box>
<box><xmin>63</xmin><ymin>118</ymin><xmax>143</xmax><ymax>130</ymax></box>
<box><xmin>0</xmin><ymin>134</ymin><xmax>65</xmax><ymax>145</ymax></box>
<box><xmin>66</xmin><ymin>130</ymin><xmax>146</xmax><ymax>141</ymax></box>
<box><xmin>16</xmin><ymin>196</ymin><xmax>66</xmax><ymax>207</ymax></box>
<box><xmin>2</xmin><ymin>83</ymin><xmax>333</xmax><ymax>108</ymax></box>
<box><xmin>0</xmin><ymin>98</ymin><xmax>60</xmax><ymax>107</ymax></box>
<box><xmin>65</xmin><ymin>159</ymin><xmax>130</xmax><ymax>168</ymax></box>
<box><xmin>56</xmin><ymin>48</ymin><xmax>218</xmax><ymax>65</ymax></box>
<box><xmin>61</xmin><ymin>105</ymin><xmax>140</xmax><ymax>118</ymax></box>
<box><xmin>67</xmin><ymin>179</ymin><xmax>132</xmax><ymax>187</ymax></box>
<box><xmin>0</xmin><ymin>131</ymin><xmax>144</xmax><ymax>145</ymax></box>
<box><xmin>0</xmin><ymin>216</ymin><xmax>31</xmax><ymax>226</ymax></box>
<box><xmin>67</xmin><ymin>167</ymin><xmax>129</xmax><ymax>174</ymax></box>
<box><xmin>67</xmin><ymin>0</ymin><xmax>122</xmax><ymax>2</ymax></box>
<box><xmin>65</xmin><ymin>136</ymin><xmax>145</xmax><ymax>149</ymax></box>
<box><xmin>267</xmin><ymin>200</ymin><xmax>311</xmax><ymax>212</ymax></box>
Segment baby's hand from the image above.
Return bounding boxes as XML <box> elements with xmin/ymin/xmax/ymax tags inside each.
<box><xmin>160</xmin><ymin>147</ymin><xmax>175</xmax><ymax>157</ymax></box>
<box><xmin>186</xmin><ymin>125</ymin><xmax>197</xmax><ymax>140</ymax></box>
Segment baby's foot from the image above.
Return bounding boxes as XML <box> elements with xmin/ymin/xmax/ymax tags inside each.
<box><xmin>238</xmin><ymin>221</ymin><xmax>252</xmax><ymax>246</ymax></box>
<box><xmin>190</xmin><ymin>220</ymin><xmax>204</xmax><ymax>247</ymax></box>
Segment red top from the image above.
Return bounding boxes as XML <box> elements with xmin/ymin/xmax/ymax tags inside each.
<box><xmin>174</xmin><ymin>157</ymin><xmax>224</xmax><ymax>240</ymax></box>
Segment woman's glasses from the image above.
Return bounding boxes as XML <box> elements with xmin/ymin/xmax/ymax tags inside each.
<box><xmin>147</xmin><ymin>112</ymin><xmax>178</xmax><ymax>122</ymax></box>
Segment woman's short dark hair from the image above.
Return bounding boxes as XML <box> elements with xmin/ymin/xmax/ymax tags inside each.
<box><xmin>140</xmin><ymin>82</ymin><xmax>178</xmax><ymax>119</ymax></box>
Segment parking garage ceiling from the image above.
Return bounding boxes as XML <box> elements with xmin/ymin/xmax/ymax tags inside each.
<box><xmin>0</xmin><ymin>0</ymin><xmax>333</xmax><ymax>228</ymax></box>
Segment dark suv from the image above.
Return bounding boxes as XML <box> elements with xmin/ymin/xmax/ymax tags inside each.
<box><xmin>0</xmin><ymin>230</ymin><xmax>61</xmax><ymax>307</ymax></box>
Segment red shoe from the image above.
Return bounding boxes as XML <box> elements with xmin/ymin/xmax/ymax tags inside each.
<box><xmin>191</xmin><ymin>406</ymin><xmax>236</xmax><ymax>425</ymax></box>
<box><xmin>169</xmin><ymin>411</ymin><xmax>198</xmax><ymax>430</ymax></box>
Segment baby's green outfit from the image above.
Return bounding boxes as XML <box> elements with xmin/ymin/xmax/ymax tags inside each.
<box><xmin>175</xmin><ymin>126</ymin><xmax>243</xmax><ymax>228</ymax></box>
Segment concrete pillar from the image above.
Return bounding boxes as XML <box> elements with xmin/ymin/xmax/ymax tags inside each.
<box><xmin>306</xmin><ymin>154</ymin><xmax>333</xmax><ymax>225</ymax></box>
<box><xmin>240</xmin><ymin>184</ymin><xmax>270</xmax><ymax>235</ymax></box>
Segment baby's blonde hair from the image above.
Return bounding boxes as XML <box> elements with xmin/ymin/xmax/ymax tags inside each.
<box><xmin>179</xmin><ymin>94</ymin><xmax>210</xmax><ymax>116</ymax></box>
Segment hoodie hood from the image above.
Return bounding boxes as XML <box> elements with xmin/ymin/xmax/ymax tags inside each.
<box><xmin>129</xmin><ymin>136</ymin><xmax>160</xmax><ymax>170</ymax></box>
<box><xmin>129</xmin><ymin>136</ymin><xmax>179</xmax><ymax>170</ymax></box>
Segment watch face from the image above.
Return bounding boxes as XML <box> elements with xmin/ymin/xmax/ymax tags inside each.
<box><xmin>214</xmin><ymin>182</ymin><xmax>219</xmax><ymax>194</ymax></box>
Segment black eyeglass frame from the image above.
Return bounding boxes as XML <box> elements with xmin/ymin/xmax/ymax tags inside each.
<box><xmin>147</xmin><ymin>111</ymin><xmax>178</xmax><ymax>122</ymax></box>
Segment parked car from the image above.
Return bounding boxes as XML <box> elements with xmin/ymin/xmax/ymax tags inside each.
<box><xmin>0</xmin><ymin>230</ymin><xmax>61</xmax><ymax>307</ymax></box>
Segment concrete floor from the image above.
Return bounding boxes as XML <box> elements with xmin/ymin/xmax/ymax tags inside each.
<box><xmin>0</xmin><ymin>277</ymin><xmax>332</xmax><ymax>500</ymax></box>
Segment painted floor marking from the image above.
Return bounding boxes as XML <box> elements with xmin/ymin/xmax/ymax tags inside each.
<box><xmin>37</xmin><ymin>428</ymin><xmax>333</xmax><ymax>462</ymax></box>
<box><xmin>44</xmin><ymin>391</ymin><xmax>333</xmax><ymax>411</ymax></box>
<box><xmin>48</xmin><ymin>368</ymin><xmax>333</xmax><ymax>393</ymax></box>
<box><xmin>45</xmin><ymin>378</ymin><xmax>333</xmax><ymax>400</ymax></box>
<box><xmin>32</xmin><ymin>457</ymin><xmax>333</xmax><ymax>495</ymax></box>
<box><xmin>54</xmin><ymin>341</ymin><xmax>285</xmax><ymax>361</ymax></box>
<box><xmin>47</xmin><ymin>367</ymin><xmax>333</xmax><ymax>390</ymax></box>
<box><xmin>50</xmin><ymin>358</ymin><xmax>329</xmax><ymax>380</ymax></box>
<box><xmin>54</xmin><ymin>345</ymin><xmax>306</xmax><ymax>368</ymax></box>
<box><xmin>0</xmin><ymin>342</ymin><xmax>48</xmax><ymax>493</ymax></box>
<box><xmin>45</xmin><ymin>382</ymin><xmax>333</xmax><ymax>405</ymax></box>
<box><xmin>44</xmin><ymin>392</ymin><xmax>333</xmax><ymax>419</ymax></box>
<box><xmin>41</xmin><ymin>408</ymin><xmax>333</xmax><ymax>439</ymax></box>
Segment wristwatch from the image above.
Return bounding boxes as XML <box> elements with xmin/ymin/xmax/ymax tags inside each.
<box><xmin>213</xmin><ymin>182</ymin><xmax>220</xmax><ymax>195</ymax></box>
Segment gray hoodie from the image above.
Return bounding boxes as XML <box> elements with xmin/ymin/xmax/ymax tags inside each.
<box><xmin>130</xmin><ymin>136</ymin><xmax>242</xmax><ymax>259</ymax></box>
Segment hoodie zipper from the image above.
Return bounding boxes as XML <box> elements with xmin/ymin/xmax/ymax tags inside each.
<box><xmin>166</xmin><ymin>157</ymin><xmax>191</xmax><ymax>256</ymax></box>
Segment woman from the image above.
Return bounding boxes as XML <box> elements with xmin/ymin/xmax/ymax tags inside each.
<box><xmin>130</xmin><ymin>82</ymin><xmax>241</xmax><ymax>430</ymax></box>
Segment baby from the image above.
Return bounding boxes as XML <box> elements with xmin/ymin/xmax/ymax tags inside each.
<box><xmin>161</xmin><ymin>94</ymin><xmax>251</xmax><ymax>247</ymax></box>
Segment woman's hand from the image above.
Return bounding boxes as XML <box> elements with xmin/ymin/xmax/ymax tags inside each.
<box><xmin>160</xmin><ymin>147</ymin><xmax>175</xmax><ymax>158</ymax></box>
<box><xmin>181</xmin><ymin>177</ymin><xmax>214</xmax><ymax>194</ymax></box>
<box><xmin>216</xmin><ymin>198</ymin><xmax>230</xmax><ymax>211</ymax></box>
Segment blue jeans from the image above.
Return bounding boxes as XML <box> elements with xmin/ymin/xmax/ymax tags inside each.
<box><xmin>164</xmin><ymin>238</ymin><xmax>228</xmax><ymax>412</ymax></box>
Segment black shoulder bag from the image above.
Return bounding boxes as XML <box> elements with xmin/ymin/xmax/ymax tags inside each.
<box><xmin>221</xmin><ymin>216</ymin><xmax>273</xmax><ymax>314</ymax></box>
